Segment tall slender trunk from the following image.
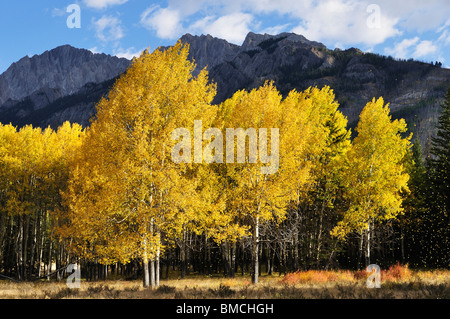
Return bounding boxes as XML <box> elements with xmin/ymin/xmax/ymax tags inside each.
<box><xmin>180</xmin><ymin>229</ymin><xmax>187</xmax><ymax>278</ymax></box>
<box><xmin>143</xmin><ymin>260</ymin><xmax>150</xmax><ymax>287</ymax></box>
<box><xmin>149</xmin><ymin>220</ymin><xmax>156</xmax><ymax>289</ymax></box>
<box><xmin>222</xmin><ymin>241</ymin><xmax>232</xmax><ymax>277</ymax></box>
<box><xmin>143</xmin><ymin>238</ymin><xmax>150</xmax><ymax>288</ymax></box>
<box><xmin>150</xmin><ymin>259</ymin><xmax>155</xmax><ymax>288</ymax></box>
<box><xmin>357</xmin><ymin>229</ymin><xmax>364</xmax><ymax>270</ymax></box>
<box><xmin>0</xmin><ymin>213</ymin><xmax>6</xmax><ymax>271</ymax></box>
<box><xmin>205</xmin><ymin>236</ymin><xmax>211</xmax><ymax>275</ymax></box>
<box><xmin>365</xmin><ymin>220</ymin><xmax>371</xmax><ymax>268</ymax></box>
<box><xmin>241</xmin><ymin>239</ymin><xmax>245</xmax><ymax>276</ymax></box>
<box><xmin>268</xmin><ymin>243</ymin><xmax>274</xmax><ymax>275</ymax></box>
<box><xmin>16</xmin><ymin>215</ymin><xmax>23</xmax><ymax>281</ymax></box>
<box><xmin>47</xmin><ymin>241</ymin><xmax>52</xmax><ymax>281</ymax></box>
<box><xmin>155</xmin><ymin>243</ymin><xmax>160</xmax><ymax>287</ymax></box>
<box><xmin>30</xmin><ymin>212</ymin><xmax>39</xmax><ymax>280</ymax></box>
<box><xmin>56</xmin><ymin>242</ymin><xmax>62</xmax><ymax>281</ymax></box>
<box><xmin>231</xmin><ymin>241</ymin><xmax>236</xmax><ymax>277</ymax></box>
<box><xmin>165</xmin><ymin>251</ymin><xmax>170</xmax><ymax>279</ymax></box>
<box><xmin>38</xmin><ymin>224</ymin><xmax>44</xmax><ymax>278</ymax></box>
<box><xmin>251</xmin><ymin>216</ymin><xmax>259</xmax><ymax>284</ymax></box>
<box><xmin>316</xmin><ymin>208</ymin><xmax>324</xmax><ymax>266</ymax></box>
<box><xmin>293</xmin><ymin>228</ymin><xmax>299</xmax><ymax>271</ymax></box>
<box><xmin>46</xmin><ymin>213</ymin><xmax>53</xmax><ymax>281</ymax></box>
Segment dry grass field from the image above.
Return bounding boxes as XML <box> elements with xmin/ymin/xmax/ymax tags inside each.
<box><xmin>0</xmin><ymin>265</ymin><xmax>448</xmax><ymax>299</ymax></box>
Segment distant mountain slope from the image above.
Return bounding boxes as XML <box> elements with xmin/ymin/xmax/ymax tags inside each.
<box><xmin>0</xmin><ymin>45</ymin><xmax>130</xmax><ymax>127</ymax></box>
<box><xmin>1</xmin><ymin>33</ymin><xmax>449</xmax><ymax>148</ymax></box>
<box><xmin>199</xmin><ymin>33</ymin><xmax>450</xmax><ymax>148</ymax></box>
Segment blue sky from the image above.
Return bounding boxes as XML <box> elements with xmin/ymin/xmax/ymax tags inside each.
<box><xmin>1</xmin><ymin>0</ymin><xmax>450</xmax><ymax>74</ymax></box>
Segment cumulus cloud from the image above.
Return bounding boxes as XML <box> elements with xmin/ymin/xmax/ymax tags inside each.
<box><xmin>136</xmin><ymin>0</ymin><xmax>450</xmax><ymax>59</ymax></box>
<box><xmin>413</xmin><ymin>40</ymin><xmax>438</xmax><ymax>58</ymax></box>
<box><xmin>83</xmin><ymin>0</ymin><xmax>128</xmax><ymax>9</ymax></box>
<box><xmin>383</xmin><ymin>0</ymin><xmax>450</xmax><ymax>33</ymax></box>
<box><xmin>93</xmin><ymin>15</ymin><xmax>124</xmax><ymax>43</ymax></box>
<box><xmin>385</xmin><ymin>37</ymin><xmax>420</xmax><ymax>59</ymax></box>
<box><xmin>140</xmin><ymin>6</ymin><xmax>183</xmax><ymax>39</ymax></box>
<box><xmin>261</xmin><ymin>24</ymin><xmax>293</xmax><ymax>36</ymax></box>
<box><xmin>114</xmin><ymin>47</ymin><xmax>145</xmax><ymax>60</ymax></box>
<box><xmin>385</xmin><ymin>37</ymin><xmax>438</xmax><ymax>60</ymax></box>
<box><xmin>291</xmin><ymin>1</ymin><xmax>401</xmax><ymax>47</ymax></box>
<box><xmin>141</xmin><ymin>0</ymin><xmax>405</xmax><ymax>47</ymax></box>
<box><xmin>189</xmin><ymin>13</ymin><xmax>254</xmax><ymax>44</ymax></box>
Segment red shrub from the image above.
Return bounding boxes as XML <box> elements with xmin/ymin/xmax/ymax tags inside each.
<box><xmin>382</xmin><ymin>263</ymin><xmax>411</xmax><ymax>281</ymax></box>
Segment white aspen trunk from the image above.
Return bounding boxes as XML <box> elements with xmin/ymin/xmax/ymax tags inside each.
<box><xmin>143</xmin><ymin>239</ymin><xmax>150</xmax><ymax>288</ymax></box>
<box><xmin>156</xmin><ymin>241</ymin><xmax>160</xmax><ymax>287</ymax></box>
<box><xmin>150</xmin><ymin>259</ymin><xmax>155</xmax><ymax>288</ymax></box>
<box><xmin>365</xmin><ymin>220</ymin><xmax>371</xmax><ymax>268</ymax></box>
<box><xmin>150</xmin><ymin>219</ymin><xmax>155</xmax><ymax>289</ymax></box>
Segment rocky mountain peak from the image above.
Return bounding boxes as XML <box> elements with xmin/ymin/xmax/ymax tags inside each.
<box><xmin>241</xmin><ymin>32</ymin><xmax>326</xmax><ymax>51</ymax></box>
<box><xmin>180</xmin><ymin>33</ymin><xmax>240</xmax><ymax>73</ymax></box>
<box><xmin>1</xmin><ymin>31</ymin><xmax>449</xmax><ymax>149</ymax></box>
<box><xmin>0</xmin><ymin>45</ymin><xmax>130</xmax><ymax>107</ymax></box>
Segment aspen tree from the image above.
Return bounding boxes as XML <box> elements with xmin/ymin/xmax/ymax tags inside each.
<box><xmin>219</xmin><ymin>82</ymin><xmax>313</xmax><ymax>283</ymax></box>
<box><xmin>62</xmin><ymin>41</ymin><xmax>217</xmax><ymax>288</ymax></box>
<box><xmin>331</xmin><ymin>97</ymin><xmax>411</xmax><ymax>267</ymax></box>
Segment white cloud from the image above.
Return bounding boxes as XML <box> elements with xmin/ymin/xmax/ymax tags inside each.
<box><xmin>385</xmin><ymin>38</ymin><xmax>438</xmax><ymax>60</ymax></box>
<box><xmin>93</xmin><ymin>15</ymin><xmax>124</xmax><ymax>43</ymax></box>
<box><xmin>437</xmin><ymin>19</ymin><xmax>450</xmax><ymax>46</ymax></box>
<box><xmin>413</xmin><ymin>40</ymin><xmax>438</xmax><ymax>58</ymax></box>
<box><xmin>114</xmin><ymin>47</ymin><xmax>145</xmax><ymax>60</ymax></box>
<box><xmin>89</xmin><ymin>46</ymin><xmax>100</xmax><ymax>54</ymax></box>
<box><xmin>438</xmin><ymin>19</ymin><xmax>450</xmax><ymax>33</ymax></box>
<box><xmin>385</xmin><ymin>37</ymin><xmax>419</xmax><ymax>59</ymax></box>
<box><xmin>438</xmin><ymin>30</ymin><xmax>450</xmax><ymax>45</ymax></box>
<box><xmin>291</xmin><ymin>1</ymin><xmax>401</xmax><ymax>47</ymax></box>
<box><xmin>152</xmin><ymin>0</ymin><xmax>403</xmax><ymax>47</ymax></box>
<box><xmin>188</xmin><ymin>13</ymin><xmax>254</xmax><ymax>44</ymax></box>
<box><xmin>140</xmin><ymin>6</ymin><xmax>183</xmax><ymax>39</ymax></box>
<box><xmin>51</xmin><ymin>8</ymin><xmax>66</xmax><ymax>17</ymax></box>
<box><xmin>136</xmin><ymin>0</ymin><xmax>450</xmax><ymax>56</ymax></box>
<box><xmin>260</xmin><ymin>24</ymin><xmax>292</xmax><ymax>36</ymax></box>
<box><xmin>387</xmin><ymin>0</ymin><xmax>450</xmax><ymax>33</ymax></box>
<box><xmin>83</xmin><ymin>0</ymin><xmax>128</xmax><ymax>9</ymax></box>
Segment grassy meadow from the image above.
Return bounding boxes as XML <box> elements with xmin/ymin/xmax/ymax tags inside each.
<box><xmin>1</xmin><ymin>264</ymin><xmax>448</xmax><ymax>299</ymax></box>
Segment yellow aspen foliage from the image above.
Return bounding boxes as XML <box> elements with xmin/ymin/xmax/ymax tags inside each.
<box><xmin>296</xmin><ymin>86</ymin><xmax>351</xmax><ymax>227</ymax></box>
<box><xmin>217</xmin><ymin>82</ymin><xmax>318</xmax><ymax>283</ymax></box>
<box><xmin>0</xmin><ymin>122</ymin><xmax>82</xmax><ymax>219</ymax></box>
<box><xmin>0</xmin><ymin>121</ymin><xmax>82</xmax><ymax>282</ymax></box>
<box><xmin>283</xmin><ymin>86</ymin><xmax>351</xmax><ymax>203</ymax></box>
<box><xmin>331</xmin><ymin>97</ymin><xmax>411</xmax><ymax>239</ymax></box>
<box><xmin>61</xmin><ymin>41</ymin><xmax>218</xmax><ymax>276</ymax></box>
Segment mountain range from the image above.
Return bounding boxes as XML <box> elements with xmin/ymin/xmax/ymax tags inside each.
<box><xmin>1</xmin><ymin>32</ymin><xmax>449</xmax><ymax>148</ymax></box>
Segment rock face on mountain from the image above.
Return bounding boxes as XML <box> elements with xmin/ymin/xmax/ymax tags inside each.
<box><xmin>180</xmin><ymin>33</ymin><xmax>241</xmax><ymax>74</ymax></box>
<box><xmin>0</xmin><ymin>45</ymin><xmax>130</xmax><ymax>126</ymax></box>
<box><xmin>1</xmin><ymin>33</ymin><xmax>450</xmax><ymax>148</ymax></box>
<box><xmin>181</xmin><ymin>32</ymin><xmax>450</xmax><ymax>147</ymax></box>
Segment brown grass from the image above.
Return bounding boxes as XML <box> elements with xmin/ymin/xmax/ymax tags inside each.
<box><xmin>0</xmin><ymin>267</ymin><xmax>448</xmax><ymax>299</ymax></box>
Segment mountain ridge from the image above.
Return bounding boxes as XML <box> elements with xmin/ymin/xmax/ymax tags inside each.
<box><xmin>0</xmin><ymin>44</ymin><xmax>130</xmax><ymax>107</ymax></box>
<box><xmin>1</xmin><ymin>32</ymin><xmax>449</xmax><ymax>148</ymax></box>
